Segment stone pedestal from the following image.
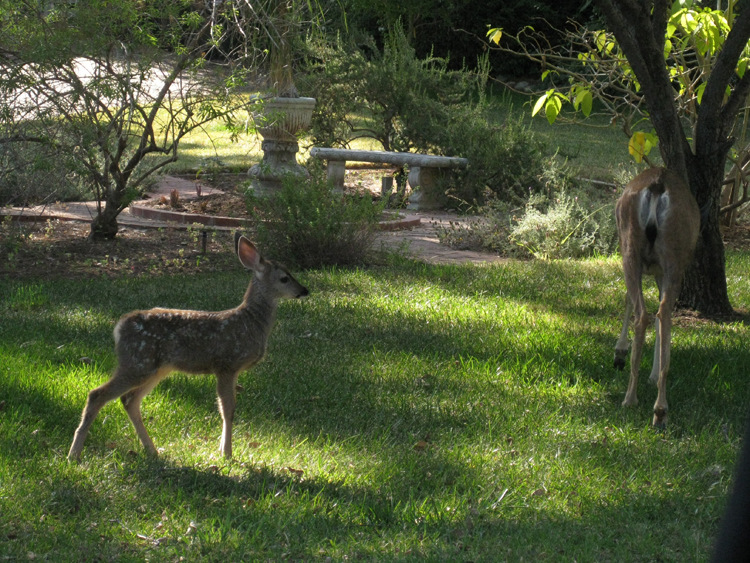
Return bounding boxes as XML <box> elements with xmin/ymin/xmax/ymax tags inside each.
<box><xmin>248</xmin><ymin>97</ymin><xmax>316</xmax><ymax>195</ymax></box>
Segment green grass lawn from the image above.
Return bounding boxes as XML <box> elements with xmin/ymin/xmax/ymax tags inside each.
<box><xmin>2</xmin><ymin>250</ymin><xmax>749</xmax><ymax>560</ymax></box>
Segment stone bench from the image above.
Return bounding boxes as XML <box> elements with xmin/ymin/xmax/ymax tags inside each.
<box><xmin>309</xmin><ymin>147</ymin><xmax>468</xmax><ymax>209</ymax></box>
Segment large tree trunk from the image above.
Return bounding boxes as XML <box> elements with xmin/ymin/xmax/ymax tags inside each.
<box><xmin>680</xmin><ymin>158</ymin><xmax>733</xmax><ymax>316</ymax></box>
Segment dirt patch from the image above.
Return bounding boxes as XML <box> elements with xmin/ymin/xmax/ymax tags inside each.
<box><xmin>3</xmin><ymin>169</ymin><xmax>749</xmax><ymax>281</ymax></box>
<box><xmin>724</xmin><ymin>221</ymin><xmax>750</xmax><ymax>251</ymax></box>
<box><xmin>142</xmin><ymin>168</ymin><xmax>393</xmax><ymax>219</ymax></box>
<box><xmin>0</xmin><ymin>220</ymin><xmax>239</xmax><ymax>280</ymax></box>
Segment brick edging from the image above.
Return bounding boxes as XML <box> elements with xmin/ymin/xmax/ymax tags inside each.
<box><xmin>129</xmin><ymin>204</ymin><xmax>252</xmax><ymax>228</ymax></box>
<box><xmin>129</xmin><ymin>204</ymin><xmax>421</xmax><ymax>231</ymax></box>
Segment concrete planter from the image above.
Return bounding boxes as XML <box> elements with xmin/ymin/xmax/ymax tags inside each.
<box><xmin>248</xmin><ymin>97</ymin><xmax>316</xmax><ymax>195</ymax></box>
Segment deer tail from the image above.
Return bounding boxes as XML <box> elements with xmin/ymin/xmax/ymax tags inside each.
<box><xmin>639</xmin><ymin>176</ymin><xmax>668</xmax><ymax>246</ymax></box>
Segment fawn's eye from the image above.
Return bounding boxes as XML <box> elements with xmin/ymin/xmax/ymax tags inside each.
<box><xmin>280</xmin><ymin>276</ymin><xmax>289</xmax><ymax>283</ymax></box>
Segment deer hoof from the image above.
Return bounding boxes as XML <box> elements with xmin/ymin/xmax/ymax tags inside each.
<box><xmin>622</xmin><ymin>396</ymin><xmax>638</xmax><ymax>408</ymax></box>
<box><xmin>653</xmin><ymin>407</ymin><xmax>668</xmax><ymax>429</ymax></box>
<box><xmin>613</xmin><ymin>350</ymin><xmax>627</xmax><ymax>370</ymax></box>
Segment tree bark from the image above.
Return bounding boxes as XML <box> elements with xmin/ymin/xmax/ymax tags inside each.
<box><xmin>89</xmin><ymin>184</ymin><xmax>124</xmax><ymax>240</ymax></box>
<box><xmin>681</xmin><ymin>157</ymin><xmax>733</xmax><ymax>315</ymax></box>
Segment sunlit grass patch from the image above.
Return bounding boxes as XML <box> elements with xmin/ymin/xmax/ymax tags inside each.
<box><xmin>1</xmin><ymin>253</ymin><xmax>748</xmax><ymax>560</ymax></box>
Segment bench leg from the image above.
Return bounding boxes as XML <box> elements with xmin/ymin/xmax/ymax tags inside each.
<box><xmin>327</xmin><ymin>161</ymin><xmax>346</xmax><ymax>194</ymax></box>
<box><xmin>407</xmin><ymin>167</ymin><xmax>442</xmax><ymax>210</ymax></box>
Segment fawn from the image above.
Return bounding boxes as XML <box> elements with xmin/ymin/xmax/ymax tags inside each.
<box><xmin>613</xmin><ymin>167</ymin><xmax>700</xmax><ymax>427</ymax></box>
<box><xmin>68</xmin><ymin>235</ymin><xmax>309</xmax><ymax>461</ymax></box>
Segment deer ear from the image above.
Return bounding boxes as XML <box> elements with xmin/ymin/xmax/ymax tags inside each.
<box><xmin>237</xmin><ymin>236</ymin><xmax>262</xmax><ymax>271</ymax></box>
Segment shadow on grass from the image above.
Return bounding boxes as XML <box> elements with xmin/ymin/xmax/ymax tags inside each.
<box><xmin>3</xmin><ymin>257</ymin><xmax>749</xmax><ymax>463</ymax></box>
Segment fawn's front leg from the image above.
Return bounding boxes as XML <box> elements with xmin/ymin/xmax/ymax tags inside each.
<box><xmin>216</xmin><ymin>372</ymin><xmax>240</xmax><ymax>458</ymax></box>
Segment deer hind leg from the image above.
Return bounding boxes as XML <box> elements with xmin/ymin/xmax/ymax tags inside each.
<box><xmin>652</xmin><ymin>283</ymin><xmax>677</xmax><ymax>428</ymax></box>
<box><xmin>621</xmin><ymin>258</ymin><xmax>648</xmax><ymax>408</ymax></box>
<box><xmin>649</xmin><ymin>276</ymin><xmax>664</xmax><ymax>385</ymax></box>
<box><xmin>614</xmin><ymin>294</ymin><xmax>633</xmax><ymax>370</ymax></box>
<box><xmin>650</xmin><ymin>315</ymin><xmax>662</xmax><ymax>385</ymax></box>
<box><xmin>216</xmin><ymin>371</ymin><xmax>240</xmax><ymax>459</ymax></box>
<box><xmin>624</xmin><ymin>295</ymin><xmax>649</xmax><ymax>408</ymax></box>
<box><xmin>68</xmin><ymin>372</ymin><xmax>139</xmax><ymax>461</ymax></box>
<box><xmin>120</xmin><ymin>367</ymin><xmax>171</xmax><ymax>456</ymax></box>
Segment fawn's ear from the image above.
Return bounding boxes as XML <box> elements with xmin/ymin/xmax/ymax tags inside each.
<box><xmin>237</xmin><ymin>236</ymin><xmax>264</xmax><ymax>271</ymax></box>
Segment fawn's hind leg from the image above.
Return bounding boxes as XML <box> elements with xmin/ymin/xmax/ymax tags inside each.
<box><xmin>68</xmin><ymin>374</ymin><xmax>136</xmax><ymax>461</ymax></box>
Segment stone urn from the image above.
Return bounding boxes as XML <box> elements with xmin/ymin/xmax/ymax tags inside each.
<box><xmin>248</xmin><ymin>96</ymin><xmax>316</xmax><ymax>195</ymax></box>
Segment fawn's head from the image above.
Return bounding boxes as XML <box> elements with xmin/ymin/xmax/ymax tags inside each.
<box><xmin>236</xmin><ymin>235</ymin><xmax>309</xmax><ymax>300</ymax></box>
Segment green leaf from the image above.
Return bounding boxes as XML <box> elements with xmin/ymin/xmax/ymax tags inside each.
<box><xmin>574</xmin><ymin>89</ymin><xmax>593</xmax><ymax>117</ymax></box>
<box><xmin>594</xmin><ymin>30</ymin><xmax>607</xmax><ymax>52</ymax></box>
<box><xmin>664</xmin><ymin>38</ymin><xmax>673</xmax><ymax>59</ymax></box>
<box><xmin>532</xmin><ymin>92</ymin><xmax>549</xmax><ymax>117</ymax></box>
<box><xmin>738</xmin><ymin>57</ymin><xmax>749</xmax><ymax>78</ymax></box>
<box><xmin>696</xmin><ymin>82</ymin><xmax>706</xmax><ymax>104</ymax></box>
<box><xmin>545</xmin><ymin>95</ymin><xmax>562</xmax><ymax>125</ymax></box>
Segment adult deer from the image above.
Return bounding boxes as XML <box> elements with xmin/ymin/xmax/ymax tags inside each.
<box><xmin>68</xmin><ymin>236</ymin><xmax>309</xmax><ymax>461</ymax></box>
<box><xmin>613</xmin><ymin>167</ymin><xmax>700</xmax><ymax>427</ymax></box>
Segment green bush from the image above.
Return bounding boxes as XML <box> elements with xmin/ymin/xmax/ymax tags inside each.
<box><xmin>246</xmin><ymin>173</ymin><xmax>385</xmax><ymax>269</ymax></box>
<box><xmin>434</xmin><ymin>198</ymin><xmax>516</xmax><ymax>255</ymax></box>
<box><xmin>302</xmin><ymin>25</ymin><xmax>483</xmax><ymax>154</ymax></box>
<box><xmin>425</xmin><ymin>109</ymin><xmax>548</xmax><ymax>209</ymax></box>
<box><xmin>0</xmin><ymin>140</ymin><xmax>92</xmax><ymax>206</ymax></box>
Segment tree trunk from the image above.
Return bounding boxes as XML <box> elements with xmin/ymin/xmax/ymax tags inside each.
<box><xmin>89</xmin><ymin>201</ymin><xmax>120</xmax><ymax>240</ymax></box>
<box><xmin>679</xmin><ymin>158</ymin><xmax>733</xmax><ymax>316</ymax></box>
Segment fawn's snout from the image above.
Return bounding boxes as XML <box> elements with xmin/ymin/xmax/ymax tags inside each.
<box><xmin>272</xmin><ymin>269</ymin><xmax>309</xmax><ymax>300</ymax></box>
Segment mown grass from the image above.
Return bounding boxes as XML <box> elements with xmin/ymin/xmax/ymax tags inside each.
<box><xmin>1</xmin><ymin>249</ymin><xmax>748</xmax><ymax>561</ymax></box>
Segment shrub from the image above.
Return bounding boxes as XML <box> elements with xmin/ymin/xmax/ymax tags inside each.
<box><xmin>0</xmin><ymin>140</ymin><xmax>92</xmax><ymax>206</ymax></box>
<box><xmin>436</xmin><ymin>180</ymin><xmax>619</xmax><ymax>260</ymax></box>
<box><xmin>246</xmin><ymin>173</ymin><xmax>385</xmax><ymax>269</ymax></box>
<box><xmin>425</xmin><ymin>109</ymin><xmax>548</xmax><ymax>209</ymax></box>
<box><xmin>302</xmin><ymin>25</ymin><xmax>483</xmax><ymax>154</ymax></box>
<box><xmin>434</xmin><ymin>198</ymin><xmax>516</xmax><ymax>255</ymax></box>
<box><xmin>508</xmin><ymin>189</ymin><xmax>618</xmax><ymax>259</ymax></box>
